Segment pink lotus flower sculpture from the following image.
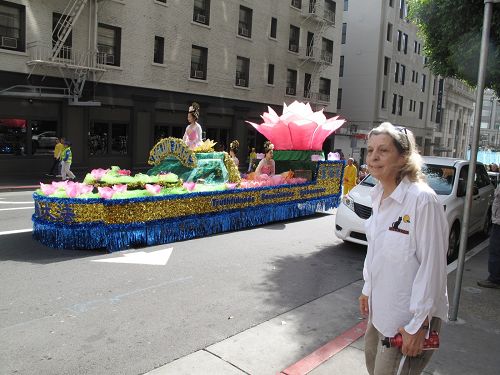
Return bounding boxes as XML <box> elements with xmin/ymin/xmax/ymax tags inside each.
<box><xmin>98</xmin><ymin>186</ymin><xmax>115</xmax><ymax>199</ymax></box>
<box><xmin>112</xmin><ymin>184</ymin><xmax>128</xmax><ymax>193</ymax></box>
<box><xmin>145</xmin><ymin>184</ymin><xmax>162</xmax><ymax>195</ymax></box>
<box><xmin>118</xmin><ymin>169</ymin><xmax>131</xmax><ymax>176</ymax></box>
<box><xmin>182</xmin><ymin>182</ymin><xmax>196</xmax><ymax>192</ymax></box>
<box><xmin>246</xmin><ymin>101</ymin><xmax>345</xmax><ymax>150</ymax></box>
<box><xmin>40</xmin><ymin>183</ymin><xmax>57</xmax><ymax>196</ymax></box>
<box><xmin>90</xmin><ymin>168</ymin><xmax>110</xmax><ymax>181</ymax></box>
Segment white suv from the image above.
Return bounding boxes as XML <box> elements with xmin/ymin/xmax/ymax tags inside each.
<box><xmin>334</xmin><ymin>156</ymin><xmax>495</xmax><ymax>261</ymax></box>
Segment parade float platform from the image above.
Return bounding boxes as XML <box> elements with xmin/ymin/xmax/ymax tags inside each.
<box><xmin>32</xmin><ymin>160</ymin><xmax>343</xmax><ymax>251</ymax></box>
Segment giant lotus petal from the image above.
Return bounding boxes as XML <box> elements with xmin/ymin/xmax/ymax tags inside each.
<box><xmin>246</xmin><ymin>101</ymin><xmax>345</xmax><ymax>150</ymax></box>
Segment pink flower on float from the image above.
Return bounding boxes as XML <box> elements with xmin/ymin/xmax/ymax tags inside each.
<box><xmin>182</xmin><ymin>182</ymin><xmax>196</xmax><ymax>191</ymax></box>
<box><xmin>40</xmin><ymin>183</ymin><xmax>57</xmax><ymax>196</ymax></box>
<box><xmin>79</xmin><ymin>184</ymin><xmax>94</xmax><ymax>195</ymax></box>
<box><xmin>145</xmin><ymin>184</ymin><xmax>162</xmax><ymax>195</ymax></box>
<box><xmin>246</xmin><ymin>101</ymin><xmax>345</xmax><ymax>151</ymax></box>
<box><xmin>118</xmin><ymin>169</ymin><xmax>131</xmax><ymax>176</ymax></box>
<box><xmin>112</xmin><ymin>184</ymin><xmax>128</xmax><ymax>193</ymax></box>
<box><xmin>97</xmin><ymin>186</ymin><xmax>115</xmax><ymax>199</ymax></box>
<box><xmin>65</xmin><ymin>184</ymin><xmax>80</xmax><ymax>198</ymax></box>
<box><xmin>90</xmin><ymin>168</ymin><xmax>110</xmax><ymax>181</ymax></box>
<box><xmin>52</xmin><ymin>181</ymin><xmax>68</xmax><ymax>189</ymax></box>
<box><xmin>225</xmin><ymin>183</ymin><xmax>237</xmax><ymax>190</ymax></box>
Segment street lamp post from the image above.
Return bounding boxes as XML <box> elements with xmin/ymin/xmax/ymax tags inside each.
<box><xmin>450</xmin><ymin>0</ymin><xmax>500</xmax><ymax>321</ymax></box>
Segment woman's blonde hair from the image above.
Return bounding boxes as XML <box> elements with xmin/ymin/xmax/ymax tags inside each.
<box><xmin>368</xmin><ymin>122</ymin><xmax>424</xmax><ymax>183</ymax></box>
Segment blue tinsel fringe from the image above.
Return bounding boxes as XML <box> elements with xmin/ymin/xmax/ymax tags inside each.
<box><xmin>32</xmin><ymin>196</ymin><xmax>340</xmax><ymax>252</ymax></box>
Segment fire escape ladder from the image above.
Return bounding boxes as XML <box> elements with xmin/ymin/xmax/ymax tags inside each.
<box><xmin>51</xmin><ymin>0</ymin><xmax>89</xmax><ymax>60</ymax></box>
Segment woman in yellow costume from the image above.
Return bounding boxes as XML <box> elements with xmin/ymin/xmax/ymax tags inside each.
<box><xmin>343</xmin><ymin>158</ymin><xmax>358</xmax><ymax>195</ymax></box>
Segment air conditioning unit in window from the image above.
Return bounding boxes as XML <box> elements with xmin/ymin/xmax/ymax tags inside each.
<box><xmin>236</xmin><ymin>78</ymin><xmax>246</xmax><ymax>86</ymax></box>
<box><xmin>286</xmin><ymin>87</ymin><xmax>296</xmax><ymax>95</ymax></box>
<box><xmin>239</xmin><ymin>27</ymin><xmax>249</xmax><ymax>37</ymax></box>
<box><xmin>195</xmin><ymin>13</ymin><xmax>206</xmax><ymax>23</ymax></box>
<box><xmin>105</xmin><ymin>54</ymin><xmax>115</xmax><ymax>64</ymax></box>
<box><xmin>289</xmin><ymin>44</ymin><xmax>298</xmax><ymax>52</ymax></box>
<box><xmin>1</xmin><ymin>36</ymin><xmax>18</xmax><ymax>49</ymax></box>
<box><xmin>194</xmin><ymin>70</ymin><xmax>204</xmax><ymax>79</ymax></box>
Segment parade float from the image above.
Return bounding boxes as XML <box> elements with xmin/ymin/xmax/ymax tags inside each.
<box><xmin>32</xmin><ymin>101</ymin><xmax>346</xmax><ymax>251</ymax></box>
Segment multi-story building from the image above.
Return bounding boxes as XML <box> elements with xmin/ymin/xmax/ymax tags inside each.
<box><xmin>0</xmin><ymin>0</ymin><xmax>343</xmax><ymax>176</ymax></box>
<box><xmin>337</xmin><ymin>0</ymin><xmax>475</xmax><ymax>162</ymax></box>
<box><xmin>479</xmin><ymin>88</ymin><xmax>500</xmax><ymax>150</ymax></box>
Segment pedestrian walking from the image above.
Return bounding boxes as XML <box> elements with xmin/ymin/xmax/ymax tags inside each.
<box><xmin>359</xmin><ymin>122</ymin><xmax>448</xmax><ymax>375</ymax></box>
<box><xmin>477</xmin><ymin>183</ymin><xmax>500</xmax><ymax>289</ymax></box>
<box><xmin>60</xmin><ymin>140</ymin><xmax>75</xmax><ymax>180</ymax></box>
<box><xmin>343</xmin><ymin>158</ymin><xmax>357</xmax><ymax>195</ymax></box>
<box><xmin>47</xmin><ymin>137</ymin><xmax>64</xmax><ymax>177</ymax></box>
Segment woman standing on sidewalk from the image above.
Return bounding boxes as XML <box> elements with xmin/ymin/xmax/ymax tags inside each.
<box><xmin>359</xmin><ymin>122</ymin><xmax>448</xmax><ymax>375</ymax></box>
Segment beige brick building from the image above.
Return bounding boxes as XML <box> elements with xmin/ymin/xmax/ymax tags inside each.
<box><xmin>0</xmin><ymin>0</ymin><xmax>343</xmax><ymax>175</ymax></box>
<box><xmin>336</xmin><ymin>0</ymin><xmax>475</xmax><ymax>163</ymax></box>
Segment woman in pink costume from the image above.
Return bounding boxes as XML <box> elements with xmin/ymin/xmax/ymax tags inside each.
<box><xmin>255</xmin><ymin>141</ymin><xmax>275</xmax><ymax>176</ymax></box>
<box><xmin>183</xmin><ymin>102</ymin><xmax>203</xmax><ymax>149</ymax></box>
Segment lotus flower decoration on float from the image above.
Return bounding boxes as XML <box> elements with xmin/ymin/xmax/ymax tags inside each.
<box><xmin>246</xmin><ymin>101</ymin><xmax>345</xmax><ymax>151</ymax></box>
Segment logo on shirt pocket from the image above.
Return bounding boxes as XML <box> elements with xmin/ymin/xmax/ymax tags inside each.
<box><xmin>388</xmin><ymin>215</ymin><xmax>410</xmax><ymax>235</ymax></box>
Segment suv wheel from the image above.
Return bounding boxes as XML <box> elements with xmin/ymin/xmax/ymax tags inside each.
<box><xmin>482</xmin><ymin>209</ymin><xmax>492</xmax><ymax>237</ymax></box>
<box><xmin>448</xmin><ymin>223</ymin><xmax>460</xmax><ymax>262</ymax></box>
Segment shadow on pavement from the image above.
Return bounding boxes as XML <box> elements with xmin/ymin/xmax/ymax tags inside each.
<box><xmin>0</xmin><ymin>232</ymin><xmax>105</xmax><ymax>264</ymax></box>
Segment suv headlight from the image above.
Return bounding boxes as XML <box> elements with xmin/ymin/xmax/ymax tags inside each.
<box><xmin>342</xmin><ymin>194</ymin><xmax>355</xmax><ymax>212</ymax></box>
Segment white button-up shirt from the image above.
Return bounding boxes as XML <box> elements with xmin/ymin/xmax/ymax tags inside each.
<box><xmin>362</xmin><ymin>177</ymin><xmax>449</xmax><ymax>337</ymax></box>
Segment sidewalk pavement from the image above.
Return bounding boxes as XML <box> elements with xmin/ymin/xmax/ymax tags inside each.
<box><xmin>0</xmin><ymin>172</ymin><xmax>85</xmax><ymax>192</ymax></box>
<box><xmin>146</xmin><ymin>241</ymin><xmax>500</xmax><ymax>375</ymax></box>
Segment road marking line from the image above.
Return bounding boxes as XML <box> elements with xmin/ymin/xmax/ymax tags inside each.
<box><xmin>0</xmin><ymin>207</ymin><xmax>34</xmax><ymax>211</ymax></box>
<box><xmin>446</xmin><ymin>239</ymin><xmax>489</xmax><ymax>274</ymax></box>
<box><xmin>0</xmin><ymin>201</ymin><xmax>34</xmax><ymax>204</ymax></box>
<box><xmin>92</xmin><ymin>248</ymin><xmax>173</xmax><ymax>265</ymax></box>
<box><xmin>280</xmin><ymin>320</ymin><xmax>367</xmax><ymax>375</ymax></box>
<box><xmin>0</xmin><ymin>228</ymin><xmax>32</xmax><ymax>235</ymax></box>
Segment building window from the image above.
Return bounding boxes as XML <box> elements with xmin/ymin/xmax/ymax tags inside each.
<box><xmin>384</xmin><ymin>57</ymin><xmax>390</xmax><ymax>76</ymax></box>
<box><xmin>394</xmin><ymin>62</ymin><xmax>399</xmax><ymax>83</ymax></box>
<box><xmin>52</xmin><ymin>13</ymin><xmax>73</xmax><ymax>59</ymax></box>
<box><xmin>321</xmin><ymin>37</ymin><xmax>333</xmax><ymax>63</ymax></box>
<box><xmin>341</xmin><ymin>22</ymin><xmax>347</xmax><ymax>44</ymax></box>
<box><xmin>398</xmin><ymin>95</ymin><xmax>403</xmax><ymax>116</ymax></box>
<box><xmin>400</xmin><ymin>0</ymin><xmax>407</xmax><ymax>19</ymax></box>
<box><xmin>238</xmin><ymin>5</ymin><xmax>252</xmax><ymax>38</ymax></box>
<box><xmin>289</xmin><ymin>25</ymin><xmax>300</xmax><ymax>52</ymax></box>
<box><xmin>291</xmin><ymin>0</ymin><xmax>302</xmax><ymax>9</ymax></box>
<box><xmin>389</xmin><ymin>0</ymin><xmax>394</xmax><ymax>7</ymax></box>
<box><xmin>97</xmin><ymin>23</ymin><xmax>121</xmax><ymax>66</ymax></box>
<box><xmin>415</xmin><ymin>72</ymin><xmax>419</xmax><ymax>84</ymax></box>
<box><xmin>400</xmin><ymin>64</ymin><xmax>406</xmax><ymax>85</ymax></box>
<box><xmin>190</xmin><ymin>45</ymin><xmax>208</xmax><ymax>80</ymax></box>
<box><xmin>413</xmin><ymin>40</ymin><xmax>418</xmax><ymax>53</ymax></box>
<box><xmin>153</xmin><ymin>36</ymin><xmax>164</xmax><ymax>64</ymax></box>
<box><xmin>286</xmin><ymin>69</ymin><xmax>297</xmax><ymax>95</ymax></box>
<box><xmin>304</xmin><ymin>73</ymin><xmax>311</xmax><ymax>98</ymax></box>
<box><xmin>339</xmin><ymin>55</ymin><xmax>344</xmax><ymax>77</ymax></box>
<box><xmin>337</xmin><ymin>88</ymin><xmax>343</xmax><ymax>110</ymax></box>
<box><xmin>403</xmin><ymin>33</ymin><xmax>408</xmax><ymax>54</ymax></box>
<box><xmin>235</xmin><ymin>56</ymin><xmax>249</xmax><ymax>87</ymax></box>
<box><xmin>155</xmin><ymin>0</ymin><xmax>167</xmax><ymax>3</ymax></box>
<box><xmin>392</xmin><ymin>94</ymin><xmax>397</xmax><ymax>114</ymax></box>
<box><xmin>344</xmin><ymin>0</ymin><xmax>348</xmax><ymax>11</ymax></box>
<box><xmin>89</xmin><ymin>122</ymin><xmax>128</xmax><ymax>156</ymax></box>
<box><xmin>0</xmin><ymin>1</ymin><xmax>25</xmax><ymax>52</ymax></box>
<box><xmin>386</xmin><ymin>23</ymin><xmax>393</xmax><ymax>42</ymax></box>
<box><xmin>397</xmin><ymin>30</ymin><xmax>402</xmax><ymax>51</ymax></box>
<box><xmin>319</xmin><ymin>77</ymin><xmax>331</xmax><ymax>102</ymax></box>
<box><xmin>193</xmin><ymin>0</ymin><xmax>210</xmax><ymax>25</ymax></box>
<box><xmin>381</xmin><ymin>90</ymin><xmax>386</xmax><ymax>109</ymax></box>
<box><xmin>270</xmin><ymin>17</ymin><xmax>277</xmax><ymax>39</ymax></box>
<box><xmin>267</xmin><ymin>63</ymin><xmax>274</xmax><ymax>85</ymax></box>
<box><xmin>324</xmin><ymin>0</ymin><xmax>336</xmax><ymax>23</ymax></box>
<box><xmin>422</xmin><ymin>74</ymin><xmax>426</xmax><ymax>92</ymax></box>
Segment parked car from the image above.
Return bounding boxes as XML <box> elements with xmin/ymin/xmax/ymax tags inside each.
<box><xmin>32</xmin><ymin>131</ymin><xmax>58</xmax><ymax>150</ymax></box>
<box><xmin>335</xmin><ymin>157</ymin><xmax>495</xmax><ymax>261</ymax></box>
<box><xmin>488</xmin><ymin>171</ymin><xmax>499</xmax><ymax>188</ymax></box>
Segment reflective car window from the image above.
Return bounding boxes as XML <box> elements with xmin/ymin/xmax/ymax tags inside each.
<box><xmin>422</xmin><ymin>164</ymin><xmax>455</xmax><ymax>195</ymax></box>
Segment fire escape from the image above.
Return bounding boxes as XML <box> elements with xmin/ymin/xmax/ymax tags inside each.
<box><xmin>1</xmin><ymin>0</ymin><xmax>107</xmax><ymax>105</ymax></box>
<box><xmin>298</xmin><ymin>0</ymin><xmax>336</xmax><ymax>109</ymax></box>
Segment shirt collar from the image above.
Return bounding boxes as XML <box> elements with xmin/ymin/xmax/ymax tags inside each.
<box><xmin>370</xmin><ymin>176</ymin><xmax>411</xmax><ymax>205</ymax></box>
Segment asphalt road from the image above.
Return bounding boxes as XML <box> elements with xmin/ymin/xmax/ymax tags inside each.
<box><xmin>0</xmin><ymin>190</ymin><xmax>368</xmax><ymax>375</ymax></box>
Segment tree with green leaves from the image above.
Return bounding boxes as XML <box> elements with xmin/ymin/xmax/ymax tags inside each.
<box><xmin>409</xmin><ymin>0</ymin><xmax>500</xmax><ymax>95</ymax></box>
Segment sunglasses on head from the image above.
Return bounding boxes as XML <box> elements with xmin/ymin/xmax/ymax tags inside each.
<box><xmin>394</xmin><ymin>126</ymin><xmax>408</xmax><ymax>135</ymax></box>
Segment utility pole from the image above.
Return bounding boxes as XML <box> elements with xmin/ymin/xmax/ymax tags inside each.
<box><xmin>450</xmin><ymin>0</ymin><xmax>500</xmax><ymax>321</ymax></box>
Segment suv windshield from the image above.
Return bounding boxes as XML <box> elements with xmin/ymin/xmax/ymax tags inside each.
<box><xmin>360</xmin><ymin>164</ymin><xmax>456</xmax><ymax>195</ymax></box>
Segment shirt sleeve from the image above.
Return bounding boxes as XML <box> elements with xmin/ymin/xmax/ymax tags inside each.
<box><xmin>196</xmin><ymin>124</ymin><xmax>203</xmax><ymax>144</ymax></box>
<box><xmin>362</xmin><ymin>240</ymin><xmax>373</xmax><ymax>296</ymax></box>
<box><xmin>270</xmin><ymin>160</ymin><xmax>275</xmax><ymax>175</ymax></box>
<box><xmin>255</xmin><ymin>159</ymin><xmax>264</xmax><ymax>175</ymax></box>
<box><xmin>404</xmin><ymin>195</ymin><xmax>448</xmax><ymax>334</ymax></box>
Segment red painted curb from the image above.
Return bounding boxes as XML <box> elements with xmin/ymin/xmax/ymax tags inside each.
<box><xmin>280</xmin><ymin>320</ymin><xmax>367</xmax><ymax>375</ymax></box>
